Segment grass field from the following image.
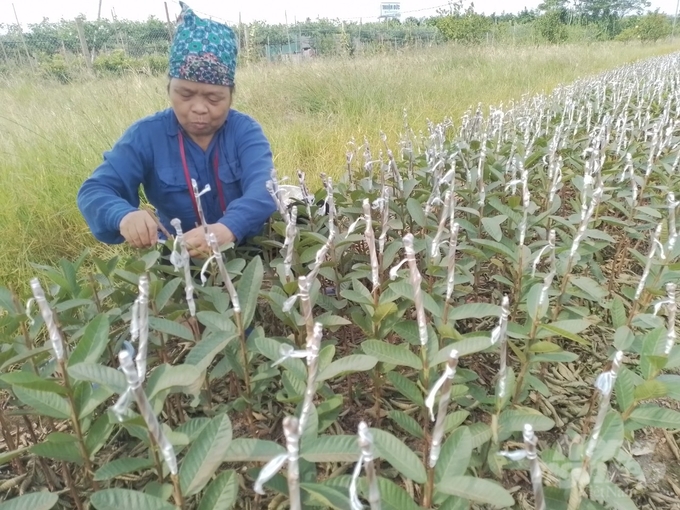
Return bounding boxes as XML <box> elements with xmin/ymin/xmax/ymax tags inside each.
<box><xmin>1</xmin><ymin>40</ymin><xmax>680</xmax><ymax>290</ymax></box>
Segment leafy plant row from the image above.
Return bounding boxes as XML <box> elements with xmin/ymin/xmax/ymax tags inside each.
<box><xmin>2</xmin><ymin>52</ymin><xmax>680</xmax><ymax>510</ymax></box>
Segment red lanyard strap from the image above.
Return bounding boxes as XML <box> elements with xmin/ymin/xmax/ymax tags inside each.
<box><xmin>178</xmin><ymin>131</ymin><xmax>227</xmax><ymax>225</ymax></box>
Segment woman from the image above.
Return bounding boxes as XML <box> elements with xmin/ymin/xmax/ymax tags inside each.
<box><xmin>77</xmin><ymin>3</ymin><xmax>276</xmax><ymax>257</ymax></box>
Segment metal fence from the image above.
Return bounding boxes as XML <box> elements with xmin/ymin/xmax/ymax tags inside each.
<box><xmin>0</xmin><ymin>14</ymin><xmax>443</xmax><ymax>79</ymax></box>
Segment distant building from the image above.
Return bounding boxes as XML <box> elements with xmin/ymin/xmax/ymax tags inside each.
<box><xmin>379</xmin><ymin>2</ymin><xmax>401</xmax><ymax>20</ymax></box>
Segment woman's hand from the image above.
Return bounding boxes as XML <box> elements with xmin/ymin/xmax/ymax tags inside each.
<box><xmin>119</xmin><ymin>210</ymin><xmax>159</xmax><ymax>249</ymax></box>
<box><xmin>184</xmin><ymin>223</ymin><xmax>235</xmax><ymax>258</ymax></box>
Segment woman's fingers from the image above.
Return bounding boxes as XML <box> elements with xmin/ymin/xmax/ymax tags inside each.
<box><xmin>120</xmin><ymin>210</ymin><xmax>159</xmax><ymax>248</ymax></box>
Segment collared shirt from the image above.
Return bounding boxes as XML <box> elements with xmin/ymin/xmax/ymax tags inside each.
<box><xmin>77</xmin><ymin>108</ymin><xmax>276</xmax><ymax>244</ymax></box>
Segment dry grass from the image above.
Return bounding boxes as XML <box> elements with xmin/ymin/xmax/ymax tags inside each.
<box><xmin>1</xmin><ymin>40</ymin><xmax>679</xmax><ymax>290</ymax></box>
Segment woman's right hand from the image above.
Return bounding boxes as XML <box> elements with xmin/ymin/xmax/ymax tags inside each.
<box><xmin>119</xmin><ymin>210</ymin><xmax>159</xmax><ymax>249</ymax></box>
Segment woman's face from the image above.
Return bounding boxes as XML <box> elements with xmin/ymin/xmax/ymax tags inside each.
<box><xmin>169</xmin><ymin>78</ymin><xmax>232</xmax><ymax>139</ymax></box>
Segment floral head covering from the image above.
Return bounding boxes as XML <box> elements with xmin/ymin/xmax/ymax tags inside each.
<box><xmin>168</xmin><ymin>2</ymin><xmax>238</xmax><ymax>87</ymax></box>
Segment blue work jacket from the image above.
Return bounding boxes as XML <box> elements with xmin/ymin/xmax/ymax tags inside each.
<box><xmin>77</xmin><ymin>108</ymin><xmax>276</xmax><ymax>244</ymax></box>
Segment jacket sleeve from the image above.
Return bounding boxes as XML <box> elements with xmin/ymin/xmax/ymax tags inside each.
<box><xmin>76</xmin><ymin>123</ymin><xmax>149</xmax><ymax>244</ymax></box>
<box><xmin>218</xmin><ymin>117</ymin><xmax>276</xmax><ymax>242</ymax></box>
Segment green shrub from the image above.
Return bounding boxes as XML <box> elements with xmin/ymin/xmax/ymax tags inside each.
<box><xmin>535</xmin><ymin>10</ymin><xmax>569</xmax><ymax>43</ymax></box>
<box><xmin>2</xmin><ymin>52</ymin><xmax>680</xmax><ymax>509</ymax></box>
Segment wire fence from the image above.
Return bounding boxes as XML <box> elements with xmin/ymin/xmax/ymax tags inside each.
<box><xmin>0</xmin><ymin>13</ymin><xmax>444</xmax><ymax>80</ymax></box>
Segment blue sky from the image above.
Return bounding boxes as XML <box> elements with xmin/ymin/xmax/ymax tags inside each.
<box><xmin>1</xmin><ymin>0</ymin><xmax>676</xmax><ymax>28</ymax></box>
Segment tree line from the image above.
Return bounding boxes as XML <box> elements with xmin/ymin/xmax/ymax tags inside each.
<box><xmin>0</xmin><ymin>0</ymin><xmax>673</xmax><ymax>77</ymax></box>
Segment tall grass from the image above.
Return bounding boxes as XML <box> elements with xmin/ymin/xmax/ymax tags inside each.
<box><xmin>1</xmin><ymin>40</ymin><xmax>679</xmax><ymax>289</ymax></box>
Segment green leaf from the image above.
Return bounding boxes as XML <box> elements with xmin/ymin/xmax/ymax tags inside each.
<box><xmin>12</xmin><ymin>385</ymin><xmax>70</xmax><ymax>419</ymax></box>
<box><xmin>148</xmin><ymin>317</ymin><xmax>195</xmax><ymax>341</ymax></box>
<box><xmin>370</xmin><ymin>428</ymin><xmax>427</xmax><ymax>483</ymax></box>
<box><xmin>0</xmin><ymin>446</ymin><xmax>30</xmax><ymax>467</ymax></box>
<box><xmin>2</xmin><ymin>375</ymin><xmax>66</xmax><ymax>395</ymax></box>
<box><xmin>76</xmin><ymin>382</ymin><xmax>113</xmax><ymax>419</ymax></box>
<box><xmin>90</xmin><ymin>489</ymin><xmax>176</xmax><ymax>510</ymax></box>
<box><xmin>444</xmin><ymin>411</ymin><xmax>470</xmax><ymax>434</ymax></box>
<box><xmin>435</xmin><ymin>427</ymin><xmax>472</xmax><ymax>483</ymax></box>
<box><xmin>614</xmin><ymin>326</ymin><xmax>635</xmax><ymax>351</ymax></box>
<box><xmin>94</xmin><ymin>458</ymin><xmax>154</xmax><ymax>481</ymax></box>
<box><xmin>369</xmin><ymin>477</ymin><xmax>423</xmax><ymax>510</ymax></box>
<box><xmin>237</xmin><ymin>256</ymin><xmax>264</xmax><ymax>328</ymax></box>
<box><xmin>197</xmin><ymin>470</ymin><xmax>239</xmax><ymax>510</ymax></box>
<box><xmin>615</xmin><ymin>367</ymin><xmax>636</xmax><ymax>414</ymax></box>
<box><xmin>438</xmin><ymin>497</ymin><xmax>470</xmax><ymax>510</ymax></box>
<box><xmin>531</xmin><ymin>351</ymin><xmax>579</xmax><ymax>363</ymax></box>
<box><xmin>184</xmin><ymin>332</ymin><xmax>236</xmax><ymax>373</ymax></box>
<box><xmin>387</xmin><ymin>371</ymin><xmax>424</xmax><ymax>406</ymax></box>
<box><xmin>156</xmin><ymin>278</ymin><xmax>182</xmax><ymax>312</ymax></box>
<box><xmin>448</xmin><ymin>303</ymin><xmax>502</xmax><ymax>322</ymax></box>
<box><xmin>470</xmin><ymin>239</ymin><xmax>516</xmax><ymax>261</ymax></box>
<box><xmin>31</xmin><ymin>435</ymin><xmax>83</xmax><ymax>465</ymax></box>
<box><xmin>373</xmin><ymin>303</ymin><xmax>398</xmax><ymax>323</ymax></box>
<box><xmin>591</xmin><ymin>412</ymin><xmax>623</xmax><ymax>463</ymax></box>
<box><xmin>302</xmin><ymin>435</ymin><xmax>360</xmax><ymax>462</ymax></box>
<box><xmin>407</xmin><ymin>198</ymin><xmax>427</xmax><ymax>228</ymax></box>
<box><xmin>146</xmin><ymin>364</ymin><xmax>203</xmax><ymax>400</ymax></box>
<box><xmin>223</xmin><ymin>439</ymin><xmax>285</xmax><ymax>462</ymax></box>
<box><xmin>432</xmin><ymin>337</ymin><xmax>492</xmax><ymax>363</ymax></box>
<box><xmin>527</xmin><ymin>283</ymin><xmax>548</xmax><ymax>322</ymax></box>
<box><xmin>538</xmin><ymin>323</ymin><xmax>591</xmax><ymax>346</ymax></box>
<box><xmin>591</xmin><ymin>479</ymin><xmax>637</xmax><ymax>510</ymax></box>
<box><xmin>658</xmin><ymin>374</ymin><xmax>680</xmax><ymax>401</ymax></box>
<box><xmin>628</xmin><ymin>406</ymin><xmax>680</xmax><ymax>429</ymax></box>
<box><xmin>0</xmin><ymin>287</ymin><xmax>17</xmax><ymax>314</ymax></box>
<box><xmin>180</xmin><ymin>413</ymin><xmax>233</xmax><ymax>496</ymax></box>
<box><xmin>437</xmin><ymin>476</ymin><xmax>514</xmax><ymax>508</ymax></box>
<box><xmin>68</xmin><ymin>363</ymin><xmax>127</xmax><ymax>394</ymax></box>
<box><xmin>387</xmin><ymin>410</ymin><xmax>425</xmax><ymax>439</ymax></box>
<box><xmin>300</xmin><ymin>483</ymin><xmax>351</xmax><ymax>510</ymax></box>
<box><xmin>640</xmin><ymin>327</ymin><xmax>667</xmax><ymax>379</ymax></box>
<box><xmin>634</xmin><ymin>380</ymin><xmax>667</xmax><ymax>402</ymax></box>
<box><xmin>196</xmin><ymin>312</ymin><xmax>238</xmax><ymax>334</ymax></box>
<box><xmin>390</xmin><ymin>281</ymin><xmax>441</xmax><ymax>316</ymax></box>
<box><xmin>481</xmin><ymin>216</ymin><xmax>507</xmax><ymax>242</ymax></box>
<box><xmin>571</xmin><ymin>276</ymin><xmax>607</xmax><ymax>301</ymax></box>
<box><xmin>254</xmin><ymin>337</ymin><xmax>306</xmax><ymax>381</ymax></box>
<box><xmin>611</xmin><ymin>297</ymin><xmax>627</xmax><ymax>329</ymax></box>
<box><xmin>498</xmin><ymin>408</ymin><xmax>555</xmax><ymax>440</ymax></box>
<box><xmin>85</xmin><ymin>414</ymin><xmax>115</xmax><ymax>457</ymax></box>
<box><xmin>0</xmin><ymin>493</ymin><xmax>59</xmax><ymax>510</ymax></box>
<box><xmin>69</xmin><ymin>314</ymin><xmax>110</xmax><ymax>366</ymax></box>
<box><xmin>362</xmin><ymin>340</ymin><xmax>422</xmax><ymax>369</ymax></box>
<box><xmin>464</xmin><ymin>423</ymin><xmax>492</xmax><ymax>449</ymax></box>
<box><xmin>317</xmin><ymin>355</ymin><xmax>378</xmax><ymax>382</ymax></box>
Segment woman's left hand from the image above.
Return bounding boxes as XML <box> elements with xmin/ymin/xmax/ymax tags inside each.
<box><xmin>184</xmin><ymin>223</ymin><xmax>235</xmax><ymax>258</ymax></box>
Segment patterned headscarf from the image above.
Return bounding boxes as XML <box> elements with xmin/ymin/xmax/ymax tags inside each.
<box><xmin>169</xmin><ymin>2</ymin><xmax>238</xmax><ymax>87</ymax></box>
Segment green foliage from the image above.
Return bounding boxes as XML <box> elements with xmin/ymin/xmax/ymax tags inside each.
<box><xmin>432</xmin><ymin>4</ymin><xmax>492</xmax><ymax>44</ymax></box>
<box><xmin>637</xmin><ymin>12</ymin><xmax>672</xmax><ymax>41</ymax></box>
<box><xmin>3</xmin><ymin>49</ymin><xmax>680</xmax><ymax>509</ymax></box>
<box><xmin>535</xmin><ymin>10</ymin><xmax>569</xmax><ymax>43</ymax></box>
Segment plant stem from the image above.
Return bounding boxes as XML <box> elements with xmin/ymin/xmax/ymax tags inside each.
<box><xmin>234</xmin><ymin>311</ymin><xmax>252</xmax><ymax>399</ymax></box>
<box><xmin>0</xmin><ymin>407</ymin><xmax>24</xmax><ymax>474</ymax></box>
<box><xmin>423</xmin><ymin>466</ymin><xmax>435</xmax><ymax>508</ymax></box>
<box><xmin>21</xmin><ymin>416</ymin><xmax>59</xmax><ymax>491</ymax></box>
<box><xmin>513</xmin><ymin>318</ymin><xmax>541</xmax><ymax>404</ymax></box>
<box><xmin>370</xmin><ymin>368</ymin><xmax>382</xmax><ymax>426</ymax></box>
<box><xmin>511</xmin><ymin>250</ymin><xmax>524</xmax><ymax>318</ymax></box>
<box><xmin>551</xmin><ymin>257</ymin><xmax>576</xmax><ymax>321</ymax></box>
<box><xmin>59</xmin><ymin>359</ymin><xmax>98</xmax><ymax>490</ymax></box>
<box><xmin>171</xmin><ymin>473</ymin><xmax>185</xmax><ymax>508</ymax></box>
<box><xmin>149</xmin><ymin>435</ymin><xmax>165</xmax><ymax>481</ymax></box>
<box><xmin>61</xmin><ymin>461</ymin><xmax>85</xmax><ymax>510</ymax></box>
